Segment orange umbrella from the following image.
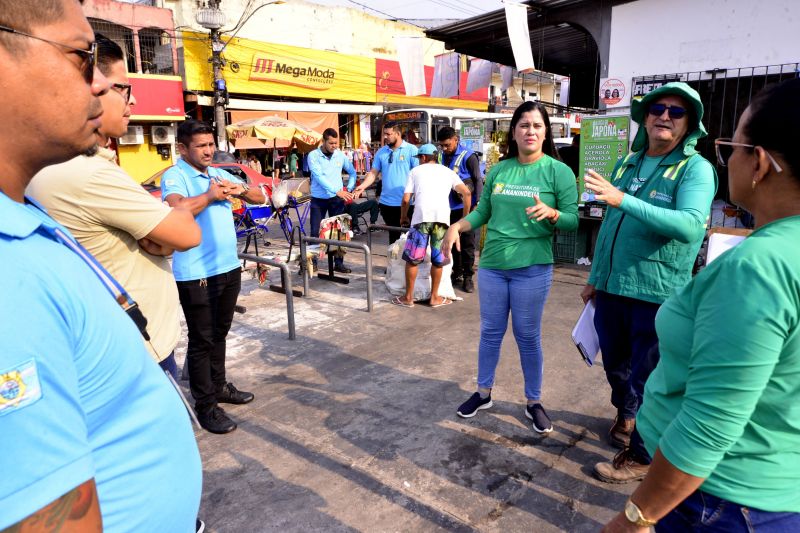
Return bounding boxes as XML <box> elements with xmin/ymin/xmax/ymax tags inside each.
<box><xmin>226</xmin><ymin>115</ymin><xmax>322</xmax><ymax>151</ymax></box>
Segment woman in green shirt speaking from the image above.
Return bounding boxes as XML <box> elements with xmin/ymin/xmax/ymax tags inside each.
<box><xmin>444</xmin><ymin>101</ymin><xmax>578</xmax><ymax>433</ymax></box>
<box><xmin>599</xmin><ymin>79</ymin><xmax>800</xmax><ymax>533</ymax></box>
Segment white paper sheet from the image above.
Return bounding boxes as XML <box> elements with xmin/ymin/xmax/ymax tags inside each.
<box><xmin>572</xmin><ymin>300</ymin><xmax>600</xmax><ymax>367</ymax></box>
<box><xmin>706</xmin><ymin>233</ymin><xmax>746</xmax><ymax>264</ymax></box>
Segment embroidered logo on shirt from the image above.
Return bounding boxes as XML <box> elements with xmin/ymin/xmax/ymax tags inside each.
<box><xmin>0</xmin><ymin>359</ymin><xmax>42</xmax><ymax>416</ymax></box>
<box><xmin>649</xmin><ymin>190</ymin><xmax>673</xmax><ymax>203</ymax></box>
<box><xmin>164</xmin><ymin>179</ymin><xmax>175</xmax><ymax>186</ymax></box>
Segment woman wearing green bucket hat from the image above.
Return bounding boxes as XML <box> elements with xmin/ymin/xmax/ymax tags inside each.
<box><xmin>580</xmin><ymin>82</ymin><xmax>717</xmax><ymax>480</ymax></box>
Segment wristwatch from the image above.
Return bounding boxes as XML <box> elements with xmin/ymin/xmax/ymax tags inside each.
<box><xmin>236</xmin><ymin>183</ymin><xmax>250</xmax><ymax>198</ymax></box>
<box><xmin>624</xmin><ymin>499</ymin><xmax>657</xmax><ymax>527</ymax></box>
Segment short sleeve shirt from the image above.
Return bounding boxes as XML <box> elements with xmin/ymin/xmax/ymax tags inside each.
<box><xmin>161</xmin><ymin>159</ymin><xmax>242</xmax><ymax>281</ymax></box>
<box><xmin>0</xmin><ymin>193</ymin><xmax>201</xmax><ymax>532</ymax></box>
<box><xmin>404</xmin><ymin>164</ymin><xmax>462</xmax><ymax>226</ymax></box>
<box><xmin>28</xmin><ymin>150</ymin><xmax>181</xmax><ymax>361</ymax></box>
<box><xmin>372</xmin><ymin>141</ymin><xmax>419</xmax><ymax>206</ymax></box>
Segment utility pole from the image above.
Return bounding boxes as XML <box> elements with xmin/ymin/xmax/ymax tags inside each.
<box><xmin>196</xmin><ymin>1</ymin><xmax>228</xmax><ymax>151</ymax></box>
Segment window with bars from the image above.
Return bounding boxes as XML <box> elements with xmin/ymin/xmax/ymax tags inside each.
<box><xmin>139</xmin><ymin>27</ymin><xmax>175</xmax><ymax>75</ymax></box>
<box><xmin>88</xmin><ymin>18</ymin><xmax>136</xmax><ymax>74</ymax></box>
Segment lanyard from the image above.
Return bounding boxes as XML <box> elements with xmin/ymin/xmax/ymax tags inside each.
<box><xmin>26</xmin><ymin>198</ymin><xmax>151</xmax><ymax>341</ymax></box>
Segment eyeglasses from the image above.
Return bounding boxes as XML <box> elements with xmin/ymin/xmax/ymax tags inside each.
<box><xmin>0</xmin><ymin>24</ymin><xmax>97</xmax><ymax>83</ymax></box>
<box><xmin>648</xmin><ymin>103</ymin><xmax>687</xmax><ymax>120</ymax></box>
<box><xmin>714</xmin><ymin>138</ymin><xmax>783</xmax><ymax>173</ymax></box>
<box><xmin>111</xmin><ymin>82</ymin><xmax>132</xmax><ymax>103</ymax></box>
<box><xmin>388</xmin><ymin>151</ymin><xmax>394</xmax><ymax>164</ymax></box>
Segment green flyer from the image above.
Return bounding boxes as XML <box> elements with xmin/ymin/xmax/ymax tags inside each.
<box><xmin>578</xmin><ymin>116</ymin><xmax>631</xmax><ymax>203</ymax></box>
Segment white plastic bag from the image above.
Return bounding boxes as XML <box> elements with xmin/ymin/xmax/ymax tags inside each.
<box><xmin>385</xmin><ymin>234</ymin><xmax>458</xmax><ymax>301</ymax></box>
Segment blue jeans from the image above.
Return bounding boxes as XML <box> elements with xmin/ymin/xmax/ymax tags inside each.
<box><xmin>594</xmin><ymin>291</ymin><xmax>661</xmax><ymax>420</ymax></box>
<box><xmin>657</xmin><ymin>490</ymin><xmax>800</xmax><ymax>532</ymax></box>
<box><xmin>477</xmin><ymin>264</ymin><xmax>553</xmax><ymax>401</ymax></box>
<box><xmin>310</xmin><ymin>196</ymin><xmax>345</xmax><ymax>266</ymax></box>
<box><xmin>158</xmin><ymin>352</ymin><xmax>179</xmax><ymax>381</ymax></box>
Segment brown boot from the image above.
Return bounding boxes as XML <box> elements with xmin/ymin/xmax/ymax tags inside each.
<box><xmin>608</xmin><ymin>415</ymin><xmax>635</xmax><ymax>448</ymax></box>
<box><xmin>593</xmin><ymin>448</ymin><xmax>650</xmax><ymax>484</ymax></box>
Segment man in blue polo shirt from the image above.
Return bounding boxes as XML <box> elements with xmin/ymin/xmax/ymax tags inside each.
<box><xmin>162</xmin><ymin>119</ymin><xmax>266</xmax><ymax>435</ymax></box>
<box><xmin>308</xmin><ymin>127</ymin><xmax>357</xmax><ymax>273</ymax></box>
<box><xmin>0</xmin><ymin>1</ymin><xmax>201</xmax><ymax>531</ymax></box>
<box><xmin>355</xmin><ymin>121</ymin><xmax>419</xmax><ymax>244</ymax></box>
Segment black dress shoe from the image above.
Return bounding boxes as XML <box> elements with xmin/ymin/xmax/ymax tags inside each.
<box><xmin>462</xmin><ymin>277</ymin><xmax>475</xmax><ymax>293</ymax></box>
<box><xmin>197</xmin><ymin>406</ymin><xmax>237</xmax><ymax>434</ymax></box>
<box><xmin>216</xmin><ymin>382</ymin><xmax>254</xmax><ymax>405</ymax></box>
<box><xmin>333</xmin><ymin>263</ymin><xmax>352</xmax><ymax>273</ymax></box>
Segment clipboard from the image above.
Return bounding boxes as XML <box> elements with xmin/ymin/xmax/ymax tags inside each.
<box><xmin>572</xmin><ymin>300</ymin><xmax>600</xmax><ymax>367</ymax></box>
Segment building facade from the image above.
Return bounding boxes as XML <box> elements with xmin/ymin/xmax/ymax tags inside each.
<box><xmin>84</xmin><ymin>0</ymin><xmax>185</xmax><ymax>183</ymax></box>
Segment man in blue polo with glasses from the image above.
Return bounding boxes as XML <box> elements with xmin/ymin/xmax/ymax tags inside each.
<box><xmin>355</xmin><ymin>121</ymin><xmax>419</xmax><ymax>245</ymax></box>
<box><xmin>579</xmin><ymin>82</ymin><xmax>717</xmax><ymax>485</ymax></box>
<box><xmin>0</xmin><ymin>1</ymin><xmax>202</xmax><ymax>531</ymax></box>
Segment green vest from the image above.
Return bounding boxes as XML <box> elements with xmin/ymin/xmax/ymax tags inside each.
<box><xmin>590</xmin><ymin>148</ymin><xmax>711</xmax><ymax>304</ymax></box>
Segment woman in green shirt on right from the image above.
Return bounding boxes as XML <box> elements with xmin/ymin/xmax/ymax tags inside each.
<box><xmin>443</xmin><ymin>101</ymin><xmax>578</xmax><ymax>434</ymax></box>
<box><xmin>599</xmin><ymin>79</ymin><xmax>800</xmax><ymax>533</ymax></box>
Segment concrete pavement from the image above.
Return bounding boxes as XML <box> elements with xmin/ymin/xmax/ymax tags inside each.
<box><xmin>179</xmin><ymin>232</ymin><xmax>635</xmax><ymax>532</ymax></box>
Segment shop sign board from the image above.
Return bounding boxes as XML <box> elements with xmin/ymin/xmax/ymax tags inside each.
<box><xmin>128</xmin><ymin>74</ymin><xmax>184</xmax><ymax>121</ymax></box>
<box><xmin>578</xmin><ymin>116</ymin><xmax>631</xmax><ymax>204</ymax></box>
<box><xmin>632</xmin><ymin>76</ymin><xmax>682</xmax><ymax>99</ymax></box>
<box><xmin>182</xmin><ymin>32</ymin><xmax>376</xmax><ymax>102</ymax></box>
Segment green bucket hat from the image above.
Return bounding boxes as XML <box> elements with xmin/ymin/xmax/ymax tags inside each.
<box><xmin>631</xmin><ymin>81</ymin><xmax>707</xmax><ymax>156</ymax></box>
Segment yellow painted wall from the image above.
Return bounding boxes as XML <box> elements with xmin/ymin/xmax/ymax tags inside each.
<box><xmin>118</xmin><ymin>141</ymin><xmax>173</xmax><ymax>183</ymax></box>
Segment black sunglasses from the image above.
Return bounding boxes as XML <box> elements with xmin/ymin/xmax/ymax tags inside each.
<box><xmin>388</xmin><ymin>151</ymin><xmax>394</xmax><ymax>164</ymax></box>
<box><xmin>648</xmin><ymin>103</ymin><xmax>687</xmax><ymax>120</ymax></box>
<box><xmin>0</xmin><ymin>24</ymin><xmax>97</xmax><ymax>84</ymax></box>
<box><xmin>112</xmin><ymin>82</ymin><xmax>132</xmax><ymax>103</ymax></box>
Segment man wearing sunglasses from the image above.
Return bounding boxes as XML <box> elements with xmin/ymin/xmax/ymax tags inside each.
<box><xmin>0</xmin><ymin>1</ymin><xmax>201</xmax><ymax>532</ymax></box>
<box><xmin>580</xmin><ymin>82</ymin><xmax>717</xmax><ymax>486</ymax></box>
<box><xmin>29</xmin><ymin>35</ymin><xmax>202</xmax><ymax>379</ymax></box>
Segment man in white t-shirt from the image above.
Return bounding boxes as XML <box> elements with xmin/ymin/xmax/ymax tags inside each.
<box><xmin>393</xmin><ymin>144</ymin><xmax>471</xmax><ymax>308</ymax></box>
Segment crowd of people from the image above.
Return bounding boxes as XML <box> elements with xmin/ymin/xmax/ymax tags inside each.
<box><xmin>1</xmin><ymin>1</ymin><xmax>799</xmax><ymax>531</ymax></box>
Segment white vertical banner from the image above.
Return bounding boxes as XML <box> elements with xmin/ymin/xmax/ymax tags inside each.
<box><xmin>504</xmin><ymin>2</ymin><xmax>535</xmax><ymax>73</ymax></box>
<box><xmin>500</xmin><ymin>65</ymin><xmax>515</xmax><ymax>91</ymax></box>
<box><xmin>559</xmin><ymin>77</ymin><xmax>570</xmax><ymax>107</ymax></box>
<box><xmin>394</xmin><ymin>36</ymin><xmax>426</xmax><ymax>96</ymax></box>
<box><xmin>430</xmin><ymin>52</ymin><xmax>460</xmax><ymax>99</ymax></box>
<box><xmin>466</xmin><ymin>58</ymin><xmax>494</xmax><ymax>94</ymax></box>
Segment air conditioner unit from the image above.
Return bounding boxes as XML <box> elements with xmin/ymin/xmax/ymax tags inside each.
<box><xmin>118</xmin><ymin>125</ymin><xmax>144</xmax><ymax>145</ymax></box>
<box><xmin>151</xmin><ymin>125</ymin><xmax>175</xmax><ymax>145</ymax></box>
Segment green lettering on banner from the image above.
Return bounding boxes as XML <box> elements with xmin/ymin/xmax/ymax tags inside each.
<box><xmin>578</xmin><ymin>116</ymin><xmax>631</xmax><ymax>204</ymax></box>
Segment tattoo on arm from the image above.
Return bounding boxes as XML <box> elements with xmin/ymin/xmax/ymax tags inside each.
<box><xmin>2</xmin><ymin>479</ymin><xmax>101</xmax><ymax>533</ymax></box>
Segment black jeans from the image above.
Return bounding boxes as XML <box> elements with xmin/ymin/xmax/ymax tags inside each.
<box><xmin>594</xmin><ymin>290</ymin><xmax>661</xmax><ymax>420</ymax></box>
<box><xmin>379</xmin><ymin>203</ymin><xmax>413</xmax><ymax>245</ymax></box>
<box><xmin>346</xmin><ymin>199</ymin><xmax>380</xmax><ymax>226</ymax></box>
<box><xmin>310</xmin><ymin>196</ymin><xmax>346</xmax><ymax>266</ymax></box>
<box><xmin>449</xmin><ymin>209</ymin><xmax>475</xmax><ymax>278</ymax></box>
<box><xmin>177</xmin><ymin>267</ymin><xmax>241</xmax><ymax>413</ymax></box>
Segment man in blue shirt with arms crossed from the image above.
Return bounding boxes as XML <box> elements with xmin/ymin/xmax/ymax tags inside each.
<box><xmin>308</xmin><ymin>127</ymin><xmax>357</xmax><ymax>273</ymax></box>
<box><xmin>162</xmin><ymin>119</ymin><xmax>266</xmax><ymax>435</ymax></box>
<box><xmin>0</xmin><ymin>1</ymin><xmax>202</xmax><ymax>531</ymax></box>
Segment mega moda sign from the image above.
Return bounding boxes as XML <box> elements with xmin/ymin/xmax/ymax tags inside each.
<box><xmin>182</xmin><ymin>33</ymin><xmax>376</xmax><ymax>101</ymax></box>
<box><xmin>250</xmin><ymin>55</ymin><xmax>336</xmax><ymax>90</ymax></box>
